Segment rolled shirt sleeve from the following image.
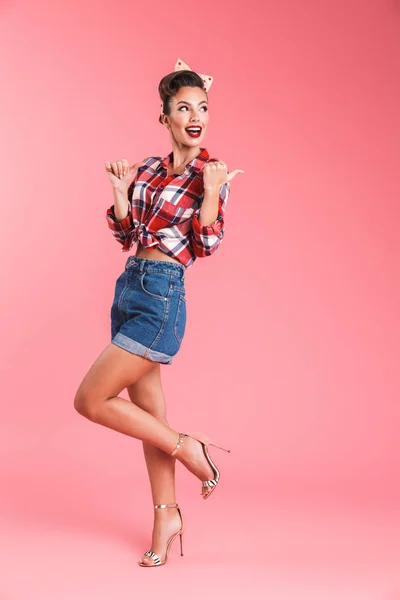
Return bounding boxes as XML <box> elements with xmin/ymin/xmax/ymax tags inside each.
<box><xmin>106</xmin><ymin>200</ymin><xmax>135</xmax><ymax>251</ymax></box>
<box><xmin>191</xmin><ymin>182</ymin><xmax>230</xmax><ymax>257</ymax></box>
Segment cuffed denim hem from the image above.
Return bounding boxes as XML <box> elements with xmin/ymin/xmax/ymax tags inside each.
<box><xmin>111</xmin><ymin>332</ymin><xmax>173</xmax><ymax>365</ymax></box>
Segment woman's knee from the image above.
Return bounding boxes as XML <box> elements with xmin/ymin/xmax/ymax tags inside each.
<box><xmin>74</xmin><ymin>388</ymin><xmax>99</xmax><ymax>421</ymax></box>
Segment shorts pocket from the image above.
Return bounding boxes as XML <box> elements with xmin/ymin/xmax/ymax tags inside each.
<box><xmin>140</xmin><ymin>270</ymin><xmax>171</xmax><ymax>301</ymax></box>
<box><xmin>174</xmin><ymin>295</ymin><xmax>187</xmax><ymax>343</ymax></box>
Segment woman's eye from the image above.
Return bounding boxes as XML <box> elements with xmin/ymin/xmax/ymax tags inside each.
<box><xmin>179</xmin><ymin>106</ymin><xmax>208</xmax><ymax>112</ymax></box>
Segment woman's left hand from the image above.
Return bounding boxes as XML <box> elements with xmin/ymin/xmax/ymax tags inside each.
<box><xmin>203</xmin><ymin>160</ymin><xmax>244</xmax><ymax>190</ymax></box>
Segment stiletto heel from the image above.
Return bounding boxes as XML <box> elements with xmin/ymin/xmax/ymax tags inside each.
<box><xmin>179</xmin><ymin>532</ymin><xmax>183</xmax><ymax>556</ymax></box>
<box><xmin>170</xmin><ymin>431</ymin><xmax>231</xmax><ymax>500</ymax></box>
<box><xmin>138</xmin><ymin>503</ymin><xmax>184</xmax><ymax>567</ymax></box>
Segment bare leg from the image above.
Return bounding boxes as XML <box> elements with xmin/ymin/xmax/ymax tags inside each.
<box><xmin>74</xmin><ymin>343</ymin><xmax>179</xmax><ymax>452</ymax></box>
<box><xmin>74</xmin><ymin>343</ymin><xmax>214</xmax><ymax>481</ymax></box>
<box><xmin>126</xmin><ymin>363</ymin><xmax>180</xmax><ymax>565</ymax></box>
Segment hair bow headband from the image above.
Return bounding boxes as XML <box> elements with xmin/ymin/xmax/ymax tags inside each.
<box><xmin>160</xmin><ymin>58</ymin><xmax>214</xmax><ymax>118</ymax></box>
<box><xmin>174</xmin><ymin>58</ymin><xmax>214</xmax><ymax>92</ymax></box>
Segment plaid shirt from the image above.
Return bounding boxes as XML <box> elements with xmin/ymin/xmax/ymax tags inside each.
<box><xmin>105</xmin><ymin>147</ymin><xmax>230</xmax><ymax>268</ymax></box>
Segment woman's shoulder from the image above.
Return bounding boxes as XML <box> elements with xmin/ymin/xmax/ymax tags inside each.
<box><xmin>139</xmin><ymin>156</ymin><xmax>162</xmax><ymax>170</ymax></box>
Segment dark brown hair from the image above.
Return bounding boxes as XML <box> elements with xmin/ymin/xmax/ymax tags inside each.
<box><xmin>158</xmin><ymin>70</ymin><xmax>207</xmax><ymax>124</ymax></box>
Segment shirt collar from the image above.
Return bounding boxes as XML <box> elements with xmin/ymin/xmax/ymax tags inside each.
<box><xmin>159</xmin><ymin>147</ymin><xmax>210</xmax><ymax>174</ymax></box>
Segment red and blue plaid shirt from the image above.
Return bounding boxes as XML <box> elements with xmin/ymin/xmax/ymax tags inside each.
<box><xmin>106</xmin><ymin>147</ymin><xmax>230</xmax><ymax>268</ymax></box>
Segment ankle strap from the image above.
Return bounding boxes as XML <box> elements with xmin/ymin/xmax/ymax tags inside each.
<box><xmin>154</xmin><ymin>503</ymin><xmax>179</xmax><ymax>509</ymax></box>
<box><xmin>170</xmin><ymin>432</ymin><xmax>185</xmax><ymax>456</ymax></box>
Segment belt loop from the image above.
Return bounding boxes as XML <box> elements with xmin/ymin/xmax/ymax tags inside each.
<box><xmin>139</xmin><ymin>259</ymin><xmax>144</xmax><ymax>273</ymax></box>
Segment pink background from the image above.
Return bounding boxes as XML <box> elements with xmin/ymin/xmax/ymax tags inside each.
<box><xmin>1</xmin><ymin>0</ymin><xmax>399</xmax><ymax>598</ymax></box>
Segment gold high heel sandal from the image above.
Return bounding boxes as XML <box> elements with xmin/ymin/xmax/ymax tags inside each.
<box><xmin>138</xmin><ymin>503</ymin><xmax>184</xmax><ymax>567</ymax></box>
<box><xmin>170</xmin><ymin>432</ymin><xmax>231</xmax><ymax>500</ymax></box>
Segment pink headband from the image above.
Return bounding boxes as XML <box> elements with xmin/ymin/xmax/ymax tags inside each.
<box><xmin>160</xmin><ymin>58</ymin><xmax>214</xmax><ymax>119</ymax></box>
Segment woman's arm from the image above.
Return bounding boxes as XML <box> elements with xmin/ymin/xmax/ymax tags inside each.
<box><xmin>196</xmin><ymin>186</ymin><xmax>220</xmax><ymax>226</ymax></box>
<box><xmin>190</xmin><ymin>182</ymin><xmax>230</xmax><ymax>257</ymax></box>
<box><xmin>106</xmin><ymin>184</ymin><xmax>134</xmax><ymax>250</ymax></box>
<box><xmin>105</xmin><ymin>159</ymin><xmax>147</xmax><ymax>250</ymax></box>
<box><xmin>112</xmin><ymin>187</ymin><xmax>130</xmax><ymax>222</ymax></box>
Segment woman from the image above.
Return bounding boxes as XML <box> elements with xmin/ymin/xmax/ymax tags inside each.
<box><xmin>74</xmin><ymin>63</ymin><xmax>244</xmax><ymax>567</ymax></box>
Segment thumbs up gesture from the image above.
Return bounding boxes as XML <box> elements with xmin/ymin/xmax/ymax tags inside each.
<box><xmin>104</xmin><ymin>158</ymin><xmax>146</xmax><ymax>191</ymax></box>
<box><xmin>203</xmin><ymin>160</ymin><xmax>244</xmax><ymax>191</ymax></box>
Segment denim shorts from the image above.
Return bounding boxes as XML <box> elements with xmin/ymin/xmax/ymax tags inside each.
<box><xmin>110</xmin><ymin>256</ymin><xmax>187</xmax><ymax>364</ymax></box>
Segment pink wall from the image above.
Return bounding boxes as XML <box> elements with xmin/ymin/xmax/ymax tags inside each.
<box><xmin>1</xmin><ymin>0</ymin><xmax>399</xmax><ymax>512</ymax></box>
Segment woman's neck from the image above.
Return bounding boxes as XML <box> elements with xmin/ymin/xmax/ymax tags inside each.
<box><xmin>168</xmin><ymin>146</ymin><xmax>201</xmax><ymax>175</ymax></box>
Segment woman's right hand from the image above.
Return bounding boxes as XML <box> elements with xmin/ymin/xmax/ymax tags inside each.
<box><xmin>104</xmin><ymin>159</ymin><xmax>146</xmax><ymax>191</ymax></box>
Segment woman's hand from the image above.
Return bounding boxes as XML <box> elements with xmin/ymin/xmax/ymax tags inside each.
<box><xmin>104</xmin><ymin>158</ymin><xmax>146</xmax><ymax>191</ymax></box>
<box><xmin>203</xmin><ymin>160</ymin><xmax>244</xmax><ymax>191</ymax></box>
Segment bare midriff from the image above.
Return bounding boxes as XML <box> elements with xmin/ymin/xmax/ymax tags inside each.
<box><xmin>135</xmin><ymin>241</ymin><xmax>183</xmax><ymax>265</ymax></box>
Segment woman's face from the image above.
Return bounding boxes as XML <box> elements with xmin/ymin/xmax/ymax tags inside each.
<box><xmin>163</xmin><ymin>86</ymin><xmax>209</xmax><ymax>147</ymax></box>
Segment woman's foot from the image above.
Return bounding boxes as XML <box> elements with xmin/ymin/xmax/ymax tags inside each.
<box><xmin>172</xmin><ymin>434</ymin><xmax>215</xmax><ymax>497</ymax></box>
<box><xmin>140</xmin><ymin>505</ymin><xmax>182</xmax><ymax>566</ymax></box>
